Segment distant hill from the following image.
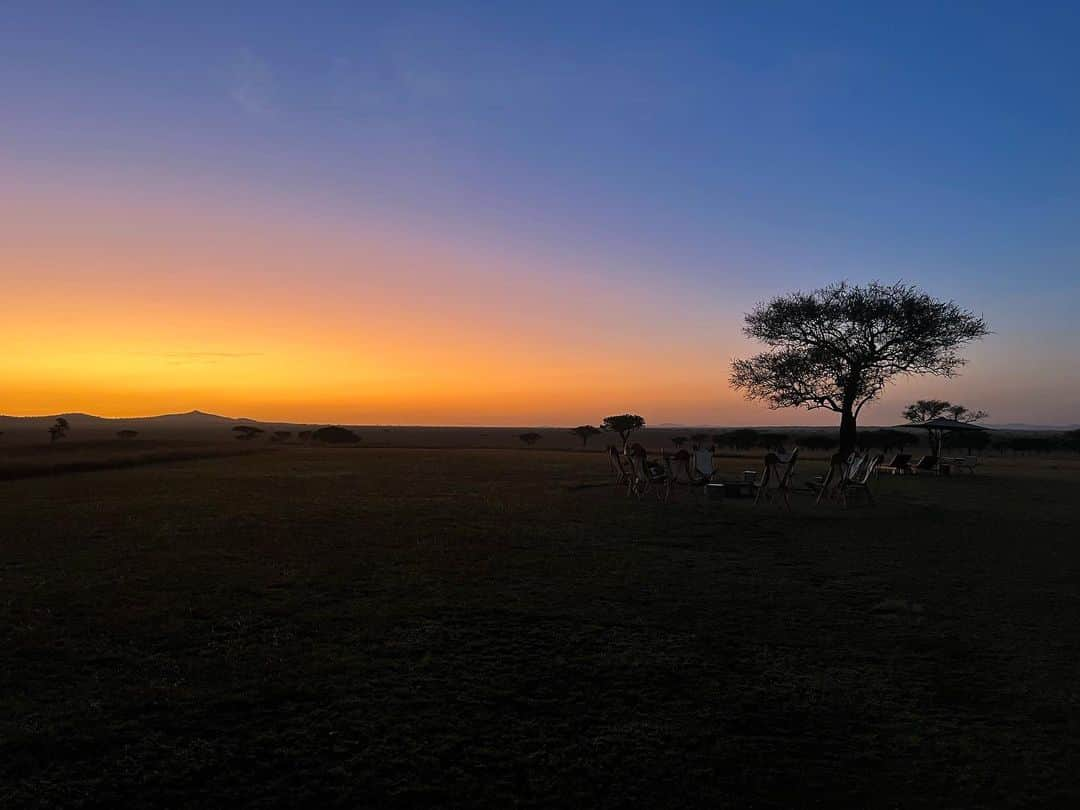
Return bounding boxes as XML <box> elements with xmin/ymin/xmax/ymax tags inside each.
<box><xmin>0</xmin><ymin>410</ymin><xmax>310</xmax><ymax>444</ymax></box>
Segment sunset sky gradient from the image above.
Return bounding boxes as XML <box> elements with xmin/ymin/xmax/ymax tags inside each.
<box><xmin>3</xmin><ymin>3</ymin><xmax>1078</xmax><ymax>425</ymax></box>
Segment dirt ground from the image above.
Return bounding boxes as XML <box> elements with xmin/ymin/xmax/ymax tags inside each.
<box><xmin>2</xmin><ymin>445</ymin><xmax>1078</xmax><ymax>808</ymax></box>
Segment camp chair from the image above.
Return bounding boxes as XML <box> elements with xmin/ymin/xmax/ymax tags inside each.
<box><xmin>628</xmin><ymin>445</ymin><xmax>668</xmax><ymax>501</ymax></box>
<box><xmin>812</xmin><ymin>451</ymin><xmax>862</xmax><ymax>504</ymax></box>
<box><xmin>911</xmin><ymin>455</ymin><xmax>940</xmax><ymax>475</ymax></box>
<box><xmin>608</xmin><ymin>446</ymin><xmax>633</xmax><ymax>494</ymax></box>
<box><xmin>878</xmin><ymin>452</ymin><xmax>913</xmax><ymax>476</ymax></box>
<box><xmin>691</xmin><ymin>448</ymin><xmax>726</xmax><ymax>504</ymax></box>
<box><xmin>838</xmin><ymin>453</ymin><xmax>882</xmax><ymax>507</ymax></box>
<box><xmin>664</xmin><ymin>450</ymin><xmax>721</xmax><ymax>504</ymax></box>
<box><xmin>754</xmin><ymin>448</ymin><xmax>799</xmax><ymax>510</ymax></box>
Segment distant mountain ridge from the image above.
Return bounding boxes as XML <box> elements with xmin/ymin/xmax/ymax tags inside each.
<box><xmin>1</xmin><ymin>411</ymin><xmax>1076</xmax><ymax>433</ymax></box>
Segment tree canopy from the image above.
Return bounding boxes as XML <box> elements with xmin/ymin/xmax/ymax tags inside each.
<box><xmin>569</xmin><ymin>425</ymin><xmax>602</xmax><ymax>447</ymax></box>
<box><xmin>518</xmin><ymin>432</ymin><xmax>542</xmax><ymax>446</ymax></box>
<box><xmin>731</xmin><ymin>282</ymin><xmax>988</xmax><ymax>453</ymax></box>
<box><xmin>312</xmin><ymin>426</ymin><xmax>361</xmax><ymax>444</ymax></box>
<box><xmin>49</xmin><ymin>417</ymin><xmax>70</xmax><ymax>443</ymax></box>
<box><xmin>601</xmin><ymin>414</ymin><xmax>645</xmax><ymax>449</ymax></box>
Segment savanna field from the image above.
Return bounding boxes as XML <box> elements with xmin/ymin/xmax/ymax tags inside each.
<box><xmin>3</xmin><ymin>442</ymin><xmax>1080</xmax><ymax>808</ymax></box>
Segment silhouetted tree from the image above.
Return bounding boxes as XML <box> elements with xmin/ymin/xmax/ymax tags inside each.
<box><xmin>116</xmin><ymin>429</ymin><xmax>138</xmax><ymax>440</ymax></box>
<box><xmin>49</xmin><ymin>417</ymin><xmax>70</xmax><ymax>443</ymax></box>
<box><xmin>312</xmin><ymin>426</ymin><xmax>361</xmax><ymax>444</ymax></box>
<box><xmin>689</xmin><ymin>433</ymin><xmax>709</xmax><ymax>450</ymax></box>
<box><xmin>518</xmin><ymin>432</ymin><xmax>542</xmax><ymax>447</ymax></box>
<box><xmin>232</xmin><ymin>425</ymin><xmax>264</xmax><ymax>441</ymax></box>
<box><xmin>298</xmin><ymin>430</ymin><xmax>313</xmax><ymax>442</ymax></box>
<box><xmin>271</xmin><ymin>430</ymin><xmax>292</xmax><ymax>443</ymax></box>
<box><xmin>731</xmin><ymin>282</ymin><xmax>988</xmax><ymax>455</ymax></box>
<box><xmin>602</xmin><ymin>414</ymin><xmax>645</xmax><ymax>450</ymax></box>
<box><xmin>670</xmin><ymin>435</ymin><xmax>688</xmax><ymax>449</ymax></box>
<box><xmin>903</xmin><ymin>399</ymin><xmax>988</xmax><ymax>456</ymax></box>
<box><xmin>569</xmin><ymin>425</ymin><xmax>602</xmax><ymax>447</ymax></box>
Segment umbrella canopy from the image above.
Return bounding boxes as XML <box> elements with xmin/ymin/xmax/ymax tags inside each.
<box><xmin>893</xmin><ymin>418</ymin><xmax>991</xmax><ymax>432</ymax></box>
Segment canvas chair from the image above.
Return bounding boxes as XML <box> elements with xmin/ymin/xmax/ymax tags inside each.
<box><xmin>628</xmin><ymin>445</ymin><xmax>668</xmax><ymax>501</ymax></box>
<box><xmin>664</xmin><ymin>449</ymin><xmax>720</xmax><ymax>503</ymax></box>
<box><xmin>812</xmin><ymin>451</ymin><xmax>860</xmax><ymax>504</ymax></box>
<box><xmin>754</xmin><ymin>448</ymin><xmax>800</xmax><ymax>510</ymax></box>
<box><xmin>691</xmin><ymin>448</ymin><xmax>716</xmax><ymax>481</ymax></box>
<box><xmin>838</xmin><ymin>453</ymin><xmax>882</xmax><ymax>507</ymax></box>
<box><xmin>608</xmin><ymin>446</ymin><xmax>633</xmax><ymax>494</ymax></box>
<box><xmin>877</xmin><ymin>452</ymin><xmax>913</xmax><ymax>476</ymax></box>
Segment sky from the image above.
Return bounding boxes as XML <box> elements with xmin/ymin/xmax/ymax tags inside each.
<box><xmin>2</xmin><ymin>2</ymin><xmax>1078</xmax><ymax>426</ymax></box>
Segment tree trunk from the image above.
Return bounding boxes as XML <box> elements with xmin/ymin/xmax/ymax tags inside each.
<box><xmin>838</xmin><ymin>408</ymin><xmax>857</xmax><ymax>457</ymax></box>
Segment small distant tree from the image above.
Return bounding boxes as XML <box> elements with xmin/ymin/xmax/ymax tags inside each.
<box><xmin>731</xmin><ymin>282</ymin><xmax>989</xmax><ymax>456</ymax></box>
<box><xmin>298</xmin><ymin>430</ymin><xmax>313</xmax><ymax>442</ymax></box>
<box><xmin>689</xmin><ymin>432</ymin><xmax>709</xmax><ymax>450</ymax></box>
<box><xmin>312</xmin><ymin>426</ymin><xmax>361</xmax><ymax>444</ymax></box>
<box><xmin>116</xmin><ymin>429</ymin><xmax>138</xmax><ymax>440</ymax></box>
<box><xmin>518</xmin><ymin>432</ymin><xmax>542</xmax><ymax>447</ymax></box>
<box><xmin>602</xmin><ymin>414</ymin><xmax>645</xmax><ymax>450</ymax></box>
<box><xmin>49</xmin><ymin>417</ymin><xmax>70</xmax><ymax>443</ymax></box>
<box><xmin>670</xmin><ymin>435</ymin><xmax>688</xmax><ymax>449</ymax></box>
<box><xmin>271</xmin><ymin>430</ymin><xmax>292</xmax><ymax>443</ymax></box>
<box><xmin>569</xmin><ymin>425</ymin><xmax>602</xmax><ymax>447</ymax></box>
<box><xmin>232</xmin><ymin>425</ymin><xmax>264</xmax><ymax>441</ymax></box>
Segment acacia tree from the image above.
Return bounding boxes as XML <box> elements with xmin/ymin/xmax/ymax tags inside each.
<box><xmin>689</xmin><ymin>432</ymin><xmax>709</xmax><ymax>450</ymax></box>
<box><xmin>569</xmin><ymin>425</ymin><xmax>602</xmax><ymax>447</ymax></box>
<box><xmin>116</xmin><ymin>429</ymin><xmax>139</xmax><ymax>440</ymax></box>
<box><xmin>518</xmin><ymin>432</ymin><xmax>542</xmax><ymax>447</ymax></box>
<box><xmin>601</xmin><ymin>414</ymin><xmax>645</xmax><ymax>450</ymax></box>
<box><xmin>670</xmin><ymin>435</ymin><xmax>688</xmax><ymax>449</ymax></box>
<box><xmin>730</xmin><ymin>282</ymin><xmax>988</xmax><ymax>455</ymax></box>
<box><xmin>49</xmin><ymin>417</ymin><xmax>70</xmax><ymax>443</ymax></box>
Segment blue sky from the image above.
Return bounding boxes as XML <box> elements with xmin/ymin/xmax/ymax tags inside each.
<box><xmin>2</xmin><ymin>2</ymin><xmax>1078</xmax><ymax>423</ymax></box>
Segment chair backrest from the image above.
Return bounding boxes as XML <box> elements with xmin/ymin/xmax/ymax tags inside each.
<box><xmin>844</xmin><ymin>453</ymin><xmax>866</xmax><ymax>483</ymax></box>
<box><xmin>610</xmin><ymin>446</ymin><xmax>632</xmax><ymax>477</ymax></box>
<box><xmin>854</xmin><ymin>454</ymin><xmax>882</xmax><ymax>484</ymax></box>
<box><xmin>666</xmin><ymin>454</ymin><xmax>697</xmax><ymax>484</ymax></box>
<box><xmin>692</xmin><ymin>448</ymin><xmax>714</xmax><ymax>479</ymax></box>
<box><xmin>629</xmin><ymin>448</ymin><xmax>651</xmax><ymax>482</ymax></box>
<box><xmin>778</xmin><ymin>448</ymin><xmax>800</xmax><ymax>487</ymax></box>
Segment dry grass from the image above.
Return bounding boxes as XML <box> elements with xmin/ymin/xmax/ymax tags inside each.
<box><xmin>2</xmin><ymin>447</ymin><xmax>1079</xmax><ymax>807</ymax></box>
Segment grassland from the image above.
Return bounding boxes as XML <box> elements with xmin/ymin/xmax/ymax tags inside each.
<box><xmin>2</xmin><ymin>443</ymin><xmax>1079</xmax><ymax>807</ymax></box>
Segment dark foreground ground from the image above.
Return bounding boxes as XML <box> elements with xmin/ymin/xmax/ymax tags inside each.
<box><xmin>2</xmin><ymin>446</ymin><xmax>1079</xmax><ymax>808</ymax></box>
